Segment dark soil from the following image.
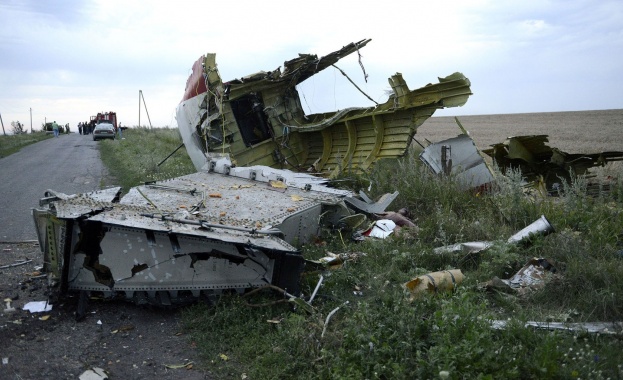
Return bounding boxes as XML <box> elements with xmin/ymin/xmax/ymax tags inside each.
<box><xmin>0</xmin><ymin>242</ymin><xmax>211</xmax><ymax>380</ymax></box>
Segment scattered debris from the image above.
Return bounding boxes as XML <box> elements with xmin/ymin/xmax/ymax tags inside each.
<box><xmin>482</xmin><ymin>135</ymin><xmax>623</xmax><ymax>192</ymax></box>
<box><xmin>403</xmin><ymin>269</ymin><xmax>464</xmax><ymax>301</ymax></box>
<box><xmin>490</xmin><ymin>320</ymin><xmax>623</xmax><ymax>335</ymax></box>
<box><xmin>243</xmin><ymin>284</ymin><xmax>314</xmax><ymax>314</ymax></box>
<box><xmin>434</xmin><ymin>215</ymin><xmax>554</xmax><ymax>254</ymax></box>
<box><xmin>22</xmin><ymin>301</ymin><xmax>52</xmax><ymax>313</ymax></box>
<box><xmin>164</xmin><ymin>361</ymin><xmax>193</xmax><ymax>369</ymax></box>
<box><xmin>2</xmin><ymin>357</ymin><xmax>8</xmax><ymax>365</ymax></box>
<box><xmin>308</xmin><ymin>251</ymin><xmax>368</xmax><ymax>270</ymax></box>
<box><xmin>322</xmin><ymin>301</ymin><xmax>349</xmax><ymax>338</ymax></box>
<box><xmin>363</xmin><ymin>219</ymin><xmax>397</xmax><ymax>239</ymax></box>
<box><xmin>308</xmin><ymin>275</ymin><xmax>324</xmax><ymax>305</ymax></box>
<box><xmin>0</xmin><ymin>259</ymin><xmax>33</xmax><ymax>269</ymax></box>
<box><xmin>79</xmin><ymin>367</ymin><xmax>108</xmax><ymax>380</ymax></box>
<box><xmin>482</xmin><ymin>258</ymin><xmax>559</xmax><ymax>294</ymax></box>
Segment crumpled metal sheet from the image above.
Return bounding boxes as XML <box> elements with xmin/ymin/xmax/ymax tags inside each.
<box><xmin>420</xmin><ymin>134</ymin><xmax>494</xmax><ymax>190</ymax></box>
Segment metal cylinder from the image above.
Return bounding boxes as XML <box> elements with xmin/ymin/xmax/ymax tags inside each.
<box><xmin>507</xmin><ymin>215</ymin><xmax>554</xmax><ymax>243</ymax></box>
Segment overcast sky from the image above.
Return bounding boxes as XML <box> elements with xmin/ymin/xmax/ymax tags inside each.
<box><xmin>1</xmin><ymin>0</ymin><xmax>621</xmax><ymax>131</ymax></box>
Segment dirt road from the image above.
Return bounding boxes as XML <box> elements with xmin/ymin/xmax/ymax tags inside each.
<box><xmin>0</xmin><ymin>134</ymin><xmax>210</xmax><ymax>379</ymax></box>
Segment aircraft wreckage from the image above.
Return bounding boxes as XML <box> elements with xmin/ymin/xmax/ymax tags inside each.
<box><xmin>32</xmin><ymin>40</ymin><xmax>471</xmax><ymax>309</ymax></box>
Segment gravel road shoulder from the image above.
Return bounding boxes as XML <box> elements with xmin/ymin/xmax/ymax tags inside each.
<box><xmin>0</xmin><ymin>242</ymin><xmax>211</xmax><ymax>380</ymax></box>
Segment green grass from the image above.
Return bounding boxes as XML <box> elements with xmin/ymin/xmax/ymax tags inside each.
<box><xmin>98</xmin><ymin>130</ymin><xmax>623</xmax><ymax>379</ymax></box>
<box><xmin>97</xmin><ymin>127</ymin><xmax>195</xmax><ymax>190</ymax></box>
<box><xmin>0</xmin><ymin>131</ymin><xmax>53</xmax><ymax>158</ymax></box>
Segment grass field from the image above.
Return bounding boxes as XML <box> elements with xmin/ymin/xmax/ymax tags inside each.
<box><xmin>96</xmin><ymin>110</ymin><xmax>623</xmax><ymax>379</ymax></box>
<box><xmin>0</xmin><ymin>131</ymin><xmax>52</xmax><ymax>158</ymax></box>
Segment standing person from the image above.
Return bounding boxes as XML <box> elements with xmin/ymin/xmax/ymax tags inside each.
<box><xmin>118</xmin><ymin>122</ymin><xmax>123</xmax><ymax>139</ymax></box>
<box><xmin>78</xmin><ymin>122</ymin><xmax>82</xmax><ymax>135</ymax></box>
<box><xmin>52</xmin><ymin>121</ymin><xmax>59</xmax><ymax>138</ymax></box>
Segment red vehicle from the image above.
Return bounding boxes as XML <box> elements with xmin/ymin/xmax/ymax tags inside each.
<box><xmin>90</xmin><ymin>112</ymin><xmax>117</xmax><ymax>131</ymax></box>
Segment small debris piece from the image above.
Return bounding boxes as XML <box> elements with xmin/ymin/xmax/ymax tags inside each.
<box><xmin>23</xmin><ymin>301</ymin><xmax>52</xmax><ymax>313</ymax></box>
<box><xmin>321</xmin><ymin>301</ymin><xmax>349</xmax><ymax>338</ymax></box>
<box><xmin>3</xmin><ymin>298</ymin><xmax>16</xmax><ymax>313</ymax></box>
<box><xmin>269</xmin><ymin>180</ymin><xmax>287</xmax><ymax>189</ymax></box>
<box><xmin>291</xmin><ymin>195</ymin><xmax>303</xmax><ymax>201</ymax></box>
<box><xmin>209</xmin><ymin>193</ymin><xmax>222</xmax><ymax>198</ymax></box>
<box><xmin>482</xmin><ymin>258</ymin><xmax>558</xmax><ymax>294</ymax></box>
<box><xmin>363</xmin><ymin>219</ymin><xmax>396</xmax><ymax>239</ymax></box>
<box><xmin>79</xmin><ymin>367</ymin><xmax>108</xmax><ymax>380</ymax></box>
<box><xmin>39</xmin><ymin>315</ymin><xmax>51</xmax><ymax>321</ymax></box>
<box><xmin>219</xmin><ymin>354</ymin><xmax>229</xmax><ymax>361</ymax></box>
<box><xmin>219</xmin><ymin>211</ymin><xmax>227</xmax><ymax>217</ymax></box>
<box><xmin>2</xmin><ymin>357</ymin><xmax>8</xmax><ymax>365</ymax></box>
<box><xmin>0</xmin><ymin>259</ymin><xmax>33</xmax><ymax>269</ymax></box>
<box><xmin>404</xmin><ymin>269</ymin><xmax>464</xmax><ymax>301</ymax></box>
<box><xmin>164</xmin><ymin>361</ymin><xmax>193</xmax><ymax>369</ymax></box>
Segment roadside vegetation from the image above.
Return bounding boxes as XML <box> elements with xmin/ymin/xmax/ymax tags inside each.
<box><xmin>99</xmin><ymin>128</ymin><xmax>623</xmax><ymax>379</ymax></box>
<box><xmin>0</xmin><ymin>131</ymin><xmax>52</xmax><ymax>158</ymax></box>
<box><xmin>97</xmin><ymin>127</ymin><xmax>195</xmax><ymax>190</ymax></box>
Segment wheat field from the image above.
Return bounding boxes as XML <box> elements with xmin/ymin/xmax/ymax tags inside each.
<box><xmin>417</xmin><ymin>108</ymin><xmax>623</xmax><ymax>154</ymax></box>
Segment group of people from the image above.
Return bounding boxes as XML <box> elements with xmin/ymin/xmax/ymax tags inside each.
<box><xmin>77</xmin><ymin>121</ymin><xmax>95</xmax><ymax>135</ymax></box>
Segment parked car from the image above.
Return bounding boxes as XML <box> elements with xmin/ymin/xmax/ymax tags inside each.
<box><xmin>93</xmin><ymin>123</ymin><xmax>116</xmax><ymax>141</ymax></box>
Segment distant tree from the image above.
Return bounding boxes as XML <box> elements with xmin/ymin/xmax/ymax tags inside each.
<box><xmin>11</xmin><ymin>121</ymin><xmax>24</xmax><ymax>135</ymax></box>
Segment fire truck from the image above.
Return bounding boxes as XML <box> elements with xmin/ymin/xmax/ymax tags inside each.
<box><xmin>90</xmin><ymin>111</ymin><xmax>117</xmax><ymax>130</ymax></box>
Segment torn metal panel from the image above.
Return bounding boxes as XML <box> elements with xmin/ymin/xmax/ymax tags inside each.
<box><xmin>176</xmin><ymin>40</ymin><xmax>472</xmax><ymax>177</ymax></box>
<box><xmin>420</xmin><ymin>133</ymin><xmax>494</xmax><ymax>190</ymax></box>
<box><xmin>33</xmin><ymin>167</ymin><xmax>399</xmax><ymax>306</ymax></box>
<box><xmin>483</xmin><ymin>135</ymin><xmax>623</xmax><ymax>191</ymax></box>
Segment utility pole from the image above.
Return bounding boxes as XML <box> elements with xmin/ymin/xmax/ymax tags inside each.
<box><xmin>0</xmin><ymin>112</ymin><xmax>6</xmax><ymax>136</ymax></box>
<box><xmin>30</xmin><ymin>108</ymin><xmax>33</xmax><ymax>133</ymax></box>
<box><xmin>138</xmin><ymin>90</ymin><xmax>153</xmax><ymax>129</ymax></box>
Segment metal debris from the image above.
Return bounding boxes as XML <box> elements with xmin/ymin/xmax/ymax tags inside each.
<box><xmin>403</xmin><ymin>269</ymin><xmax>464</xmax><ymax>301</ymax></box>
<box><xmin>177</xmin><ymin>40</ymin><xmax>472</xmax><ymax>177</ymax></box>
<box><xmin>483</xmin><ymin>135</ymin><xmax>623</xmax><ymax>192</ymax></box>
<box><xmin>434</xmin><ymin>215</ymin><xmax>554</xmax><ymax>254</ymax></box>
<box><xmin>22</xmin><ymin>301</ymin><xmax>52</xmax><ymax>313</ymax></box>
<box><xmin>490</xmin><ymin>320</ymin><xmax>623</xmax><ymax>335</ymax></box>
<box><xmin>79</xmin><ymin>367</ymin><xmax>109</xmax><ymax>380</ymax></box>
<box><xmin>482</xmin><ymin>258</ymin><xmax>559</xmax><ymax>294</ymax></box>
<box><xmin>420</xmin><ymin>133</ymin><xmax>494</xmax><ymax>190</ymax></box>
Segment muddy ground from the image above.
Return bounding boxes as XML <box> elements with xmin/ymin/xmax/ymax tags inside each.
<box><xmin>0</xmin><ymin>242</ymin><xmax>211</xmax><ymax>380</ymax></box>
